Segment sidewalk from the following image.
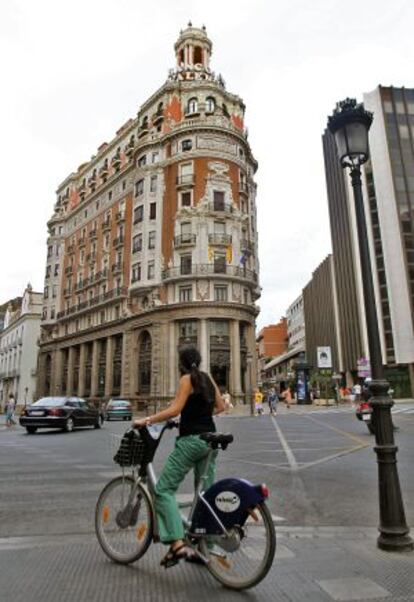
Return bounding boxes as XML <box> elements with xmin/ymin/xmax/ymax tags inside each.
<box><xmin>0</xmin><ymin>526</ymin><xmax>413</xmax><ymax>601</ymax></box>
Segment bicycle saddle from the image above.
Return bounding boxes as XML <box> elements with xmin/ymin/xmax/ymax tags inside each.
<box><xmin>200</xmin><ymin>432</ymin><xmax>234</xmax><ymax>449</ymax></box>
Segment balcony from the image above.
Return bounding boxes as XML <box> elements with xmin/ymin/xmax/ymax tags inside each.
<box><xmin>67</xmin><ymin>244</ymin><xmax>75</xmax><ymax>254</ymax></box>
<box><xmin>152</xmin><ymin>108</ymin><xmax>164</xmax><ymax>125</ymax></box>
<box><xmin>65</xmin><ymin>265</ymin><xmax>73</xmax><ymax>275</ymax></box>
<box><xmin>111</xmin><ymin>154</ymin><xmax>121</xmax><ymax>172</ymax></box>
<box><xmin>88</xmin><ymin>175</ymin><xmax>97</xmax><ymax>192</ymax></box>
<box><xmin>85</xmin><ymin>252</ymin><xmax>94</xmax><ymax>264</ymax></box>
<box><xmin>78</xmin><ymin>236</ymin><xmax>86</xmax><ymax>247</ymax></box>
<box><xmin>75</xmin><ymin>279</ymin><xmax>88</xmax><ymax>292</ymax></box>
<box><xmin>124</xmin><ymin>140</ymin><xmax>135</xmax><ymax>159</ymax></box>
<box><xmin>239</xmin><ymin>182</ymin><xmax>249</xmax><ymax>196</ymax></box>
<box><xmin>112</xmin><ymin>262</ymin><xmax>123</xmax><ymax>274</ymax></box>
<box><xmin>94</xmin><ymin>268</ymin><xmax>108</xmax><ymax>283</ymax></box>
<box><xmin>90</xmin><ymin>228</ymin><xmax>98</xmax><ymax>239</ymax></box>
<box><xmin>56</xmin><ymin>287</ymin><xmax>128</xmax><ymax>320</ymax></box>
<box><xmin>138</xmin><ymin>124</ymin><xmax>149</xmax><ymax>138</ymax></box>
<box><xmin>99</xmin><ymin>164</ymin><xmax>109</xmax><ymax>182</ymax></box>
<box><xmin>207</xmin><ymin>201</ymin><xmax>234</xmax><ymax>214</ymax></box>
<box><xmin>116</xmin><ymin>211</ymin><xmax>125</xmax><ymax>222</ymax></box>
<box><xmin>101</xmin><ymin>219</ymin><xmax>111</xmax><ymax>232</ymax></box>
<box><xmin>162</xmin><ymin>263</ymin><xmax>257</xmax><ymax>283</ymax></box>
<box><xmin>241</xmin><ymin>239</ymin><xmax>254</xmax><ymax>254</ymax></box>
<box><xmin>176</xmin><ymin>174</ymin><xmax>195</xmax><ymax>188</ymax></box>
<box><xmin>208</xmin><ymin>233</ymin><xmax>232</xmax><ymax>246</ymax></box>
<box><xmin>63</xmin><ymin>288</ymin><xmax>72</xmax><ymax>298</ymax></box>
<box><xmin>113</xmin><ymin>236</ymin><xmax>125</xmax><ymax>248</ymax></box>
<box><xmin>174</xmin><ymin>234</ymin><xmax>196</xmax><ymax>248</ymax></box>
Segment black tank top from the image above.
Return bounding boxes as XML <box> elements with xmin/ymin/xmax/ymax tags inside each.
<box><xmin>179</xmin><ymin>372</ymin><xmax>216</xmax><ymax>437</ymax></box>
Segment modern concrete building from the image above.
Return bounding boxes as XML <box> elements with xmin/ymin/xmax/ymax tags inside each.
<box><xmin>37</xmin><ymin>24</ymin><xmax>260</xmax><ymax>405</ymax></box>
<box><xmin>323</xmin><ymin>85</ymin><xmax>414</xmax><ymax>396</ymax></box>
<box><xmin>0</xmin><ymin>285</ymin><xmax>42</xmax><ymax>409</ymax></box>
<box><xmin>286</xmin><ymin>294</ymin><xmax>305</xmax><ymax>351</ymax></box>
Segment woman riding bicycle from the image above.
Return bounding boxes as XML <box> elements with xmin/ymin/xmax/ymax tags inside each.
<box><xmin>133</xmin><ymin>344</ymin><xmax>225</xmax><ymax>568</ymax></box>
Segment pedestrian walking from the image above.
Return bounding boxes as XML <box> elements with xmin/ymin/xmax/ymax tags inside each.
<box><xmin>254</xmin><ymin>389</ymin><xmax>264</xmax><ymax>416</ymax></box>
<box><xmin>222</xmin><ymin>390</ymin><xmax>233</xmax><ymax>413</ymax></box>
<box><xmin>268</xmin><ymin>388</ymin><xmax>278</xmax><ymax>415</ymax></box>
<box><xmin>5</xmin><ymin>393</ymin><xmax>16</xmax><ymax>427</ymax></box>
<box><xmin>281</xmin><ymin>386</ymin><xmax>292</xmax><ymax>409</ymax></box>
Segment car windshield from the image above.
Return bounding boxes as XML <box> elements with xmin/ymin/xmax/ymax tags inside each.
<box><xmin>31</xmin><ymin>397</ymin><xmax>66</xmax><ymax>407</ymax></box>
<box><xmin>110</xmin><ymin>400</ymin><xmax>130</xmax><ymax>406</ymax></box>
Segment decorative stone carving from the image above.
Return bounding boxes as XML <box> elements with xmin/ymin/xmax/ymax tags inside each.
<box><xmin>232</xmin><ymin>282</ymin><xmax>242</xmax><ymax>302</ymax></box>
<box><xmin>196</xmin><ymin>281</ymin><xmax>209</xmax><ymax>300</ymax></box>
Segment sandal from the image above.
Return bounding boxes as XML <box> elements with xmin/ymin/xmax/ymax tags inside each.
<box><xmin>160</xmin><ymin>544</ymin><xmax>190</xmax><ymax>569</ymax></box>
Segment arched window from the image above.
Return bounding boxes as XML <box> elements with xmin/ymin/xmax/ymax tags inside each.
<box><xmin>138</xmin><ymin>331</ymin><xmax>152</xmax><ymax>394</ymax></box>
<box><xmin>193</xmin><ymin>46</ymin><xmax>203</xmax><ymax>64</ymax></box>
<box><xmin>206</xmin><ymin>97</ymin><xmax>215</xmax><ymax>114</ymax></box>
<box><xmin>187</xmin><ymin>97</ymin><xmax>198</xmax><ymax>115</ymax></box>
<box><xmin>142</xmin><ymin>116</ymin><xmax>148</xmax><ymax>129</ymax></box>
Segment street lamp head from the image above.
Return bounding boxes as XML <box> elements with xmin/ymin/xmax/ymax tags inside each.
<box><xmin>327</xmin><ymin>98</ymin><xmax>373</xmax><ymax>168</ymax></box>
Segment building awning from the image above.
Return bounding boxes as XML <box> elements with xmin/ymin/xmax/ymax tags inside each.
<box><xmin>263</xmin><ymin>346</ymin><xmax>305</xmax><ymax>371</ymax></box>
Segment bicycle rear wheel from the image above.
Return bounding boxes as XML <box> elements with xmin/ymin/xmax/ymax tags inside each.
<box><xmin>199</xmin><ymin>501</ymin><xmax>276</xmax><ymax>590</ymax></box>
<box><xmin>95</xmin><ymin>475</ymin><xmax>153</xmax><ymax>564</ymax></box>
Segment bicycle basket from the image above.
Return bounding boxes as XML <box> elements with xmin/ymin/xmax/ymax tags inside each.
<box><xmin>113</xmin><ymin>430</ymin><xmax>146</xmax><ymax>467</ymax></box>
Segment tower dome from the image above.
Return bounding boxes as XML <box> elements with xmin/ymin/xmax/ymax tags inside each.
<box><xmin>174</xmin><ymin>23</ymin><xmax>213</xmax><ymax>71</ymax></box>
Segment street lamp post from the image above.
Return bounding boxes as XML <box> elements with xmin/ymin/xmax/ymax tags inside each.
<box><xmin>328</xmin><ymin>98</ymin><xmax>413</xmax><ymax>551</ymax></box>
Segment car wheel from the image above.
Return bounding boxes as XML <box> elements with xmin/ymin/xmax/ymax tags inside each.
<box><xmin>26</xmin><ymin>426</ymin><xmax>37</xmax><ymax>434</ymax></box>
<box><xmin>64</xmin><ymin>417</ymin><xmax>75</xmax><ymax>433</ymax></box>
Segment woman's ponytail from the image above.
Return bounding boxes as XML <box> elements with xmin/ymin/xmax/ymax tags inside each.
<box><xmin>179</xmin><ymin>346</ymin><xmax>207</xmax><ymax>398</ymax></box>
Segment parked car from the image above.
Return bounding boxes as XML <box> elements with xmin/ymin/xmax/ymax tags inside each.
<box><xmin>20</xmin><ymin>397</ymin><xmax>104</xmax><ymax>434</ymax></box>
<box><xmin>105</xmin><ymin>399</ymin><xmax>133</xmax><ymax>421</ymax></box>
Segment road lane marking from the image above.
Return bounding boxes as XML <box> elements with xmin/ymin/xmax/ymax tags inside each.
<box><xmin>304</xmin><ymin>414</ymin><xmax>368</xmax><ymax>445</ymax></box>
<box><xmin>271</xmin><ymin>416</ymin><xmax>299</xmax><ymax>471</ymax></box>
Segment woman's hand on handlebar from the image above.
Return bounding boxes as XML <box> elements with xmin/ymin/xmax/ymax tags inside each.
<box><xmin>133</xmin><ymin>417</ymin><xmax>150</xmax><ymax>429</ymax></box>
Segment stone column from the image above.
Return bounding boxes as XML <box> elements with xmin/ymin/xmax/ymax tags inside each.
<box><xmin>90</xmin><ymin>340</ymin><xmax>99</xmax><ymax>397</ymax></box>
<box><xmin>230</xmin><ymin>320</ymin><xmax>243</xmax><ymax>403</ymax></box>
<box><xmin>121</xmin><ymin>331</ymin><xmax>132</xmax><ymax>398</ymax></box>
<box><xmin>168</xmin><ymin>321</ymin><xmax>176</xmax><ymax>396</ymax></box>
<box><xmin>200</xmin><ymin>319</ymin><xmax>209</xmax><ymax>373</ymax></box>
<box><xmin>105</xmin><ymin>336</ymin><xmax>114</xmax><ymax>398</ymax></box>
<box><xmin>66</xmin><ymin>347</ymin><xmax>75</xmax><ymax>396</ymax></box>
<box><xmin>78</xmin><ymin>343</ymin><xmax>87</xmax><ymax>397</ymax></box>
<box><xmin>52</xmin><ymin>349</ymin><xmax>63</xmax><ymax>396</ymax></box>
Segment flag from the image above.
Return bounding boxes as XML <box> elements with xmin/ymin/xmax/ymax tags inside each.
<box><xmin>226</xmin><ymin>245</ymin><xmax>233</xmax><ymax>263</ymax></box>
<box><xmin>208</xmin><ymin>245</ymin><xmax>214</xmax><ymax>261</ymax></box>
<box><xmin>240</xmin><ymin>251</ymin><xmax>247</xmax><ymax>266</ymax></box>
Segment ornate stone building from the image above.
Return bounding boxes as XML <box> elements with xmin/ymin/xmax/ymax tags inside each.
<box><xmin>37</xmin><ymin>24</ymin><xmax>260</xmax><ymax>405</ymax></box>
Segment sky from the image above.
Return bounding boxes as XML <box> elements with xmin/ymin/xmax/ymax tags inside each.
<box><xmin>1</xmin><ymin>0</ymin><xmax>413</xmax><ymax>329</ymax></box>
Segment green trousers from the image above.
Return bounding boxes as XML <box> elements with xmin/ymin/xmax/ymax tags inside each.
<box><xmin>155</xmin><ymin>435</ymin><xmax>217</xmax><ymax>544</ymax></box>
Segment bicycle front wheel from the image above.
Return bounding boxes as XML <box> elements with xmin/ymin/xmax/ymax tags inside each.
<box><xmin>95</xmin><ymin>475</ymin><xmax>153</xmax><ymax>564</ymax></box>
<box><xmin>199</xmin><ymin>501</ymin><xmax>276</xmax><ymax>590</ymax></box>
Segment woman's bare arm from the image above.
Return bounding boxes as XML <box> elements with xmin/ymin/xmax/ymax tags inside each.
<box><xmin>212</xmin><ymin>380</ymin><xmax>226</xmax><ymax>415</ymax></box>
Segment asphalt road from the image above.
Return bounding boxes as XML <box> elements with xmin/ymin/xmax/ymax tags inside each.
<box><xmin>1</xmin><ymin>403</ymin><xmax>413</xmax><ymax>537</ymax></box>
<box><xmin>1</xmin><ymin>404</ymin><xmax>414</xmax><ymax>602</ymax></box>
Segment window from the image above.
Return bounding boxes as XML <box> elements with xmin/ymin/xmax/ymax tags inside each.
<box><xmin>54</xmin><ymin>264</ymin><xmax>59</xmax><ymax>276</ymax></box>
<box><xmin>50</xmin><ymin>307</ymin><xmax>55</xmax><ymax>320</ymax></box>
<box><xmin>44</xmin><ymin>286</ymin><xmax>49</xmax><ymax>299</ymax></box>
<box><xmin>135</xmin><ymin>179</ymin><xmax>144</xmax><ymax>196</ymax></box>
<box><xmin>108</xmin><ymin>190</ymin><xmax>112</xmax><ymax>201</ymax></box>
<box><xmin>187</xmin><ymin>97</ymin><xmax>198</xmax><ymax>114</ymax></box>
<box><xmin>150</xmin><ymin>202</ymin><xmax>157</xmax><ymax>219</ymax></box>
<box><xmin>132</xmin><ymin>263</ymin><xmax>141</xmax><ymax>282</ymax></box>
<box><xmin>206</xmin><ymin>97</ymin><xmax>215</xmax><ymax>113</ymax></box>
<box><xmin>46</xmin><ymin>265</ymin><xmax>51</xmax><ymax>278</ymax></box>
<box><xmin>133</xmin><ymin>233</ymin><xmax>142</xmax><ymax>253</ymax></box>
<box><xmin>179</xmin><ymin>286</ymin><xmax>192</xmax><ymax>302</ymax></box>
<box><xmin>179</xmin><ymin>320</ymin><xmax>198</xmax><ymax>343</ymax></box>
<box><xmin>52</xmin><ymin>285</ymin><xmax>57</xmax><ymax>299</ymax></box>
<box><xmin>181</xmin><ymin>191</ymin><xmax>192</xmax><ymax>207</ymax></box>
<box><xmin>180</xmin><ymin>254</ymin><xmax>192</xmax><ymax>275</ymax></box>
<box><xmin>214</xmin><ymin>253</ymin><xmax>226</xmax><ymax>273</ymax></box>
<box><xmin>213</xmin><ymin>190</ymin><xmax>225</xmax><ymax>211</ymax></box>
<box><xmin>182</xmin><ymin>139</ymin><xmax>192</xmax><ymax>151</ymax></box>
<box><xmin>122</xmin><ymin>180</ymin><xmax>127</xmax><ymax>191</ymax></box>
<box><xmin>147</xmin><ymin>261</ymin><xmax>155</xmax><ymax>280</ymax></box>
<box><xmin>150</xmin><ymin>175</ymin><xmax>157</xmax><ymax>193</ymax></box>
<box><xmin>214</xmin><ymin>221</ymin><xmax>226</xmax><ymax>234</ymax></box>
<box><xmin>214</xmin><ymin>286</ymin><xmax>228</xmax><ymax>301</ymax></box>
<box><xmin>138</xmin><ymin>155</ymin><xmax>147</xmax><ymax>167</ymax></box>
<box><xmin>152</xmin><ymin>152</ymin><xmax>159</xmax><ymax>163</ymax></box>
<box><xmin>47</xmin><ymin>245</ymin><xmax>53</xmax><ymax>258</ymax></box>
<box><xmin>134</xmin><ymin>205</ymin><xmax>144</xmax><ymax>223</ymax></box>
<box><xmin>148</xmin><ymin>231</ymin><xmax>156</xmax><ymax>249</ymax></box>
<box><xmin>55</xmin><ymin>244</ymin><xmax>60</xmax><ymax>257</ymax></box>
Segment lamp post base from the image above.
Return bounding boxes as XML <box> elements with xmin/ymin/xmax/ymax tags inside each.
<box><xmin>377</xmin><ymin>530</ymin><xmax>414</xmax><ymax>552</ymax></box>
<box><xmin>369</xmin><ymin>379</ymin><xmax>414</xmax><ymax>552</ymax></box>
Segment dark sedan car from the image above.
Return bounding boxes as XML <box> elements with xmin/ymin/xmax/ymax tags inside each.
<box><xmin>20</xmin><ymin>397</ymin><xmax>104</xmax><ymax>434</ymax></box>
<box><xmin>105</xmin><ymin>399</ymin><xmax>133</xmax><ymax>421</ymax></box>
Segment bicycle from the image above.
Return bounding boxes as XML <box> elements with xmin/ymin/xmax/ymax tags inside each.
<box><xmin>95</xmin><ymin>420</ymin><xmax>276</xmax><ymax>590</ymax></box>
